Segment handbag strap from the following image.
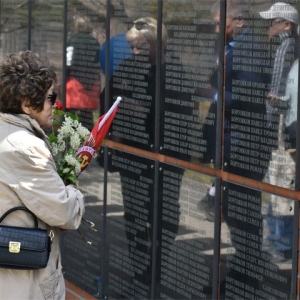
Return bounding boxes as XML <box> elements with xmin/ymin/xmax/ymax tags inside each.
<box><xmin>0</xmin><ymin>206</ymin><xmax>38</xmax><ymax>228</ymax></box>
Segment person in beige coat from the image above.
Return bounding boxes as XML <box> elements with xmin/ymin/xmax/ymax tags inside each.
<box><xmin>0</xmin><ymin>51</ymin><xmax>85</xmax><ymax>299</ymax></box>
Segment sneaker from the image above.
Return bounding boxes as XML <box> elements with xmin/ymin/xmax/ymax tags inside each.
<box><xmin>269</xmin><ymin>248</ymin><xmax>292</xmax><ymax>264</ymax></box>
<box><xmin>261</xmin><ymin>239</ymin><xmax>275</xmax><ymax>252</ymax></box>
<box><xmin>199</xmin><ymin>193</ymin><xmax>215</xmax><ymax>222</ymax></box>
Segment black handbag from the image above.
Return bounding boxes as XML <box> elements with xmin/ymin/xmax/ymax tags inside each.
<box><xmin>0</xmin><ymin>206</ymin><xmax>53</xmax><ymax>270</ymax></box>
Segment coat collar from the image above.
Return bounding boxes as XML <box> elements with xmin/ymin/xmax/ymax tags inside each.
<box><xmin>0</xmin><ymin>113</ymin><xmax>48</xmax><ymax>140</ymax></box>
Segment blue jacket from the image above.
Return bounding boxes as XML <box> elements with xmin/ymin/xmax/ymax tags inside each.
<box><xmin>212</xmin><ymin>27</ymin><xmax>272</xmax><ymax>179</ymax></box>
<box><xmin>99</xmin><ymin>33</ymin><xmax>132</xmax><ymax>78</ymax></box>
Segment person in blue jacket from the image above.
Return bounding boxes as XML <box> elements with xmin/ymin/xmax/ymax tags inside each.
<box><xmin>99</xmin><ymin>4</ymin><xmax>131</xmax><ymax>78</ymax></box>
<box><xmin>212</xmin><ymin>1</ymin><xmax>272</xmax><ymax>179</ymax></box>
<box><xmin>204</xmin><ymin>0</ymin><xmax>272</xmax><ymax>296</ymax></box>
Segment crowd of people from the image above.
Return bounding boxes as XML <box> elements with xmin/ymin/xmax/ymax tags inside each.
<box><xmin>0</xmin><ymin>0</ymin><xmax>299</xmax><ymax>298</ymax></box>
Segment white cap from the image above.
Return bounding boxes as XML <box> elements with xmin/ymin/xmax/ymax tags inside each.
<box><xmin>259</xmin><ymin>2</ymin><xmax>299</xmax><ymax>25</ymax></box>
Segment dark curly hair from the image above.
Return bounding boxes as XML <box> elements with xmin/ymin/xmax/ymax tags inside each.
<box><xmin>0</xmin><ymin>51</ymin><xmax>57</xmax><ymax>114</ymax></box>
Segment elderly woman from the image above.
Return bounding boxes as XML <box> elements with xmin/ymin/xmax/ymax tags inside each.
<box><xmin>0</xmin><ymin>51</ymin><xmax>85</xmax><ymax>299</ymax></box>
<box><xmin>99</xmin><ymin>17</ymin><xmax>193</xmax><ymax>288</ymax></box>
<box><xmin>126</xmin><ymin>16</ymin><xmax>168</xmax><ymax>65</ymax></box>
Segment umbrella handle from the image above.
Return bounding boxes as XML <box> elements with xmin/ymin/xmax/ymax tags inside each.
<box><xmin>98</xmin><ymin>96</ymin><xmax>122</xmax><ymax>131</ymax></box>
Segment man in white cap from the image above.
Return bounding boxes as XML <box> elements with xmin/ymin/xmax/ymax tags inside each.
<box><xmin>259</xmin><ymin>2</ymin><xmax>299</xmax><ymax>263</ymax></box>
<box><xmin>259</xmin><ymin>2</ymin><xmax>298</xmax><ymax>148</ymax></box>
<box><xmin>259</xmin><ymin>2</ymin><xmax>299</xmax><ymax>28</ymax></box>
<box><xmin>259</xmin><ymin>2</ymin><xmax>299</xmax><ymax>101</ymax></box>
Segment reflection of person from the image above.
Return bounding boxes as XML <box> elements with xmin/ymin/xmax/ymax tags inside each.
<box><xmin>102</xmin><ymin>17</ymin><xmax>184</xmax><ymax>288</ymax></box>
<box><xmin>100</xmin><ymin>16</ymin><xmax>168</xmax><ymax>146</ymax></box>
<box><xmin>202</xmin><ymin>0</ymin><xmax>271</xmax><ymax>220</ymax></box>
<box><xmin>281</xmin><ymin>59</ymin><xmax>298</xmax><ymax>144</ymax></box>
<box><xmin>66</xmin><ymin>15</ymin><xmax>101</xmax><ymax>129</ymax></box>
<box><xmin>259</xmin><ymin>2</ymin><xmax>299</xmax><ymax>262</ymax></box>
<box><xmin>99</xmin><ymin>4</ymin><xmax>131</xmax><ymax>78</ymax></box>
<box><xmin>259</xmin><ymin>2</ymin><xmax>299</xmax><ymax>148</ymax></box>
<box><xmin>207</xmin><ymin>0</ymin><xmax>272</xmax><ymax>294</ymax></box>
<box><xmin>264</xmin><ymin>60</ymin><xmax>298</xmax><ymax>262</ymax></box>
<box><xmin>0</xmin><ymin>51</ymin><xmax>85</xmax><ymax>299</ymax></box>
<box><xmin>212</xmin><ymin>0</ymin><xmax>271</xmax><ymax>178</ymax></box>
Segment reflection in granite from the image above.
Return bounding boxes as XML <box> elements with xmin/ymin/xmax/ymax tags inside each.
<box><xmin>157</xmin><ymin>165</ymin><xmax>217</xmax><ymax>299</ymax></box>
<box><xmin>220</xmin><ymin>182</ymin><xmax>297</xmax><ymax>299</ymax></box>
<box><xmin>106</xmin><ymin>151</ymin><xmax>154</xmax><ymax>299</ymax></box>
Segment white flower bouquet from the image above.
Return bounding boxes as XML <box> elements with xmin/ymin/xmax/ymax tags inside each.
<box><xmin>48</xmin><ymin>97</ymin><xmax>122</xmax><ymax>244</ymax></box>
<box><xmin>49</xmin><ymin>107</ymin><xmax>90</xmax><ymax>186</ymax></box>
<box><xmin>49</xmin><ymin>97</ymin><xmax>122</xmax><ymax>187</ymax></box>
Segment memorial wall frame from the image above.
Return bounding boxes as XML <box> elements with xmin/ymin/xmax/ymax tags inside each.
<box><xmin>1</xmin><ymin>0</ymin><xmax>300</xmax><ymax>299</ymax></box>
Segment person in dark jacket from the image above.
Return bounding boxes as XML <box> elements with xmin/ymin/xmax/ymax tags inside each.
<box><xmin>101</xmin><ymin>17</ymin><xmax>191</xmax><ymax>292</ymax></box>
<box><xmin>66</xmin><ymin>15</ymin><xmax>101</xmax><ymax>130</ymax></box>
<box><xmin>205</xmin><ymin>1</ymin><xmax>272</xmax><ymax>296</ymax></box>
<box><xmin>211</xmin><ymin>1</ymin><xmax>272</xmax><ymax>179</ymax></box>
<box><xmin>202</xmin><ymin>0</ymin><xmax>272</xmax><ymax>218</ymax></box>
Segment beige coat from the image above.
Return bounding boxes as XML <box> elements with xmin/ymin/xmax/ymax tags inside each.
<box><xmin>0</xmin><ymin>113</ymin><xmax>85</xmax><ymax>300</ymax></box>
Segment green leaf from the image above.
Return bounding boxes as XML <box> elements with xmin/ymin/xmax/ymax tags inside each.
<box><xmin>48</xmin><ymin>132</ymin><xmax>58</xmax><ymax>143</ymax></box>
<box><xmin>65</xmin><ymin>112</ymin><xmax>78</xmax><ymax>121</ymax></box>
<box><xmin>52</xmin><ymin>108</ymin><xmax>65</xmax><ymax>116</ymax></box>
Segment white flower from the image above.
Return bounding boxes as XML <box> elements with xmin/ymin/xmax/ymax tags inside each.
<box><xmin>63</xmin><ymin>167</ymin><xmax>70</xmax><ymax>174</ymax></box>
<box><xmin>77</xmin><ymin>124</ymin><xmax>90</xmax><ymax>139</ymax></box>
<box><xmin>70</xmin><ymin>133</ymin><xmax>81</xmax><ymax>150</ymax></box>
<box><xmin>50</xmin><ymin>111</ymin><xmax>90</xmax><ymax>186</ymax></box>
<box><xmin>64</xmin><ymin>154</ymin><xmax>81</xmax><ymax>173</ymax></box>
<box><xmin>58</xmin><ymin>140</ymin><xmax>66</xmax><ymax>152</ymax></box>
<box><xmin>65</xmin><ymin>153</ymin><xmax>78</xmax><ymax>166</ymax></box>
<box><xmin>51</xmin><ymin>144</ymin><xmax>58</xmax><ymax>156</ymax></box>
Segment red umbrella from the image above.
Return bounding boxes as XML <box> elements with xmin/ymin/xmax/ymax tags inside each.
<box><xmin>76</xmin><ymin>96</ymin><xmax>122</xmax><ymax>175</ymax></box>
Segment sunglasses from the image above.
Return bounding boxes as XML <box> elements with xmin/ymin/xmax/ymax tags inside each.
<box><xmin>130</xmin><ymin>43</ymin><xmax>150</xmax><ymax>51</ymax></box>
<box><xmin>131</xmin><ymin>21</ymin><xmax>150</xmax><ymax>30</ymax></box>
<box><xmin>271</xmin><ymin>19</ymin><xmax>286</xmax><ymax>26</ymax></box>
<box><xmin>47</xmin><ymin>92</ymin><xmax>57</xmax><ymax>105</ymax></box>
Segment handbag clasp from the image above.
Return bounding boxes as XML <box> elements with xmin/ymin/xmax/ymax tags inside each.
<box><xmin>9</xmin><ymin>241</ymin><xmax>21</xmax><ymax>253</ymax></box>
